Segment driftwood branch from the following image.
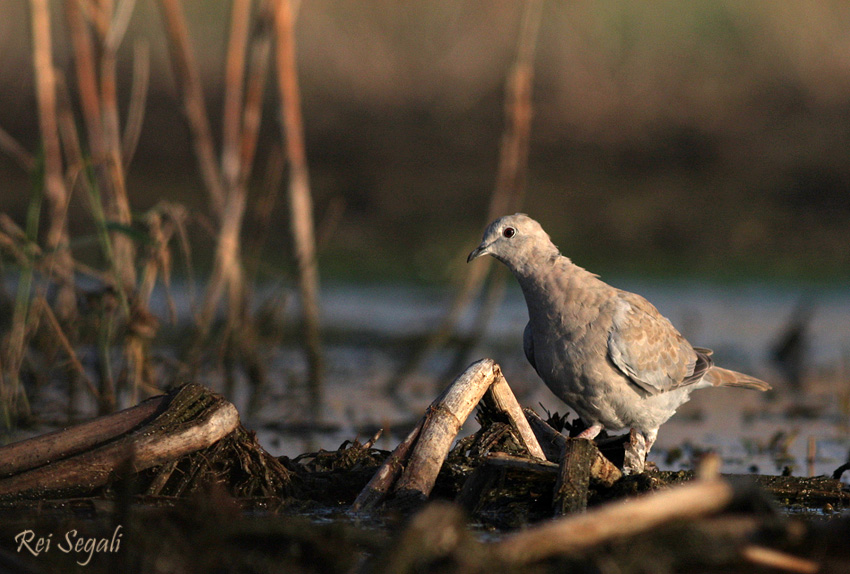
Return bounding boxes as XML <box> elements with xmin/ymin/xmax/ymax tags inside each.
<box><xmin>0</xmin><ymin>384</ymin><xmax>239</xmax><ymax>500</ymax></box>
<box><xmin>494</xmin><ymin>478</ymin><xmax>735</xmax><ymax>564</ymax></box>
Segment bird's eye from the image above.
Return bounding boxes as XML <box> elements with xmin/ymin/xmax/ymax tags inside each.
<box><xmin>503</xmin><ymin>227</ymin><xmax>516</xmax><ymax>238</ymax></box>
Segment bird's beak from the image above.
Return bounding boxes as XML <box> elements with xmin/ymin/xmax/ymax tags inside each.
<box><xmin>467</xmin><ymin>242</ymin><xmax>490</xmax><ymax>263</ymax></box>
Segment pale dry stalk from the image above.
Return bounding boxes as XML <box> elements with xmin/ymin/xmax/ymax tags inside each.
<box><xmin>31</xmin><ymin>0</ymin><xmax>76</xmax><ymax>321</ymax></box>
<box><xmin>273</xmin><ymin>0</ymin><xmax>324</xmax><ymax>418</ymax></box>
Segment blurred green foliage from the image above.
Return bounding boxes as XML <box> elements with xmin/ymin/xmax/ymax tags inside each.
<box><xmin>1</xmin><ymin>1</ymin><xmax>849</xmax><ymax>284</ymax></box>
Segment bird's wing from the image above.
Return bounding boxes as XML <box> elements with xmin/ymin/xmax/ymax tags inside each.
<box><xmin>523</xmin><ymin>321</ymin><xmax>538</xmax><ymax>373</ymax></box>
<box><xmin>607</xmin><ymin>291</ymin><xmax>710</xmax><ymax>395</ymax></box>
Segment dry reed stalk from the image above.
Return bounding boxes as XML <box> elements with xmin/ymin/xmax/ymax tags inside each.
<box><xmin>0</xmin><ymin>126</ymin><xmax>35</xmax><ymax>173</ymax></box>
<box><xmin>239</xmin><ymin>1</ymin><xmax>274</xmax><ymax>187</ymax></box>
<box><xmin>386</xmin><ymin>0</ymin><xmax>544</xmax><ymax>395</ymax></box>
<box><xmin>31</xmin><ymin>297</ymin><xmax>100</xmax><ymax>400</ymax></box>
<box><xmin>222</xmin><ymin>0</ymin><xmax>253</xmax><ymax>192</ymax></box>
<box><xmin>156</xmin><ymin>0</ymin><xmax>226</xmax><ymax>219</ymax></box>
<box><xmin>273</xmin><ymin>0</ymin><xmax>324</xmax><ymax>419</ymax></box>
<box><xmin>246</xmin><ymin>144</ymin><xmax>284</xmax><ymax>281</ymax></box>
<box><xmin>31</xmin><ymin>0</ymin><xmax>76</xmax><ymax>322</ymax></box>
<box><xmin>65</xmin><ymin>0</ymin><xmax>106</xmax><ymax>158</ymax></box>
<box><xmin>98</xmin><ymin>0</ymin><xmax>138</xmax><ymax>294</ymax></box>
<box><xmin>121</xmin><ymin>40</ymin><xmax>150</xmax><ymax>167</ymax></box>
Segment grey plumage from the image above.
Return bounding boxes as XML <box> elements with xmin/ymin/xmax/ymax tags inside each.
<box><xmin>468</xmin><ymin>213</ymin><xmax>770</xmax><ymax>467</ymax></box>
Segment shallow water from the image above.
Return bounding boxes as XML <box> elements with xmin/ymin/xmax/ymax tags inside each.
<box><xmin>10</xmin><ymin>279</ymin><xmax>850</xmax><ymax>482</ymax></box>
<box><xmin>236</xmin><ymin>280</ymin><xmax>850</xmax><ymax>482</ymax></box>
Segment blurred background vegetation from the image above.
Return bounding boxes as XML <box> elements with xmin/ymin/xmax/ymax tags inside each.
<box><xmin>2</xmin><ymin>1</ymin><xmax>848</xmax><ymax>285</ymax></box>
<box><xmin>1</xmin><ymin>1</ymin><xmax>850</xmax><ymax>432</ymax></box>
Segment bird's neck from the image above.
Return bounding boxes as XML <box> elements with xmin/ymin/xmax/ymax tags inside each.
<box><xmin>513</xmin><ymin>254</ymin><xmax>603</xmax><ymax>321</ymax></box>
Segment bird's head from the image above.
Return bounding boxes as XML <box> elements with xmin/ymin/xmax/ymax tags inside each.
<box><xmin>467</xmin><ymin>213</ymin><xmax>559</xmax><ymax>268</ymax></box>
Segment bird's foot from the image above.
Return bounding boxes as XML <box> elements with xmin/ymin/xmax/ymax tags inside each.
<box><xmin>575</xmin><ymin>423</ymin><xmax>603</xmax><ymax>440</ymax></box>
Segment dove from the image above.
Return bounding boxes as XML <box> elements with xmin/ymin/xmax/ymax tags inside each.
<box><xmin>468</xmin><ymin>213</ymin><xmax>770</xmax><ymax>471</ymax></box>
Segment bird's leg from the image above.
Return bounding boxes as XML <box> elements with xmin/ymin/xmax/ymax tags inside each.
<box><xmin>643</xmin><ymin>428</ymin><xmax>658</xmax><ymax>455</ymax></box>
<box><xmin>623</xmin><ymin>429</ymin><xmax>647</xmax><ymax>475</ymax></box>
<box><xmin>575</xmin><ymin>422</ymin><xmax>603</xmax><ymax>440</ymax></box>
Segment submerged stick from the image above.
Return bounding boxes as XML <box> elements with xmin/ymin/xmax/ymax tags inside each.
<box><xmin>494</xmin><ymin>478</ymin><xmax>734</xmax><ymax>564</ymax></box>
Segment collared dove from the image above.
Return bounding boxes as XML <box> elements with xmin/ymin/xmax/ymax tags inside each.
<box><xmin>468</xmin><ymin>213</ymin><xmax>770</xmax><ymax>471</ymax></box>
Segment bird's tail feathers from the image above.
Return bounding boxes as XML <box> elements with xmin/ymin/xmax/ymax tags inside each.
<box><xmin>705</xmin><ymin>367</ymin><xmax>771</xmax><ymax>391</ymax></box>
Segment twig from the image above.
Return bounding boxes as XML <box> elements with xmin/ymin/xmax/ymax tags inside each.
<box><xmin>351</xmin><ymin>416</ymin><xmax>426</xmax><ymax>512</ymax></box>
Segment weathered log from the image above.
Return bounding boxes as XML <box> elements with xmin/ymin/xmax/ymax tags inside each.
<box><xmin>0</xmin><ymin>395</ymin><xmax>167</xmax><ymax>477</ymax></box>
<box><xmin>553</xmin><ymin>438</ymin><xmax>596</xmax><ymax>515</ymax></box>
<box><xmin>0</xmin><ymin>384</ymin><xmax>239</xmax><ymax>500</ymax></box>
<box><xmin>494</xmin><ymin>478</ymin><xmax>735</xmax><ymax>564</ymax></box>
<box><xmin>393</xmin><ymin>359</ymin><xmax>500</xmax><ymax>499</ymax></box>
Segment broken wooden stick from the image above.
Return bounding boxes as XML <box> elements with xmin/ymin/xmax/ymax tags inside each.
<box><xmin>553</xmin><ymin>438</ymin><xmax>596</xmax><ymax>515</ymax></box>
<box><xmin>494</xmin><ymin>478</ymin><xmax>735</xmax><ymax>564</ymax></box>
<box><xmin>353</xmin><ymin>358</ymin><xmax>545</xmax><ymax>510</ymax></box>
<box><xmin>0</xmin><ymin>384</ymin><xmax>239</xmax><ymax>499</ymax></box>
<box><xmin>351</xmin><ymin>415</ymin><xmax>426</xmax><ymax>512</ymax></box>
<box><xmin>483</xmin><ymin>370</ymin><xmax>546</xmax><ymax>460</ymax></box>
